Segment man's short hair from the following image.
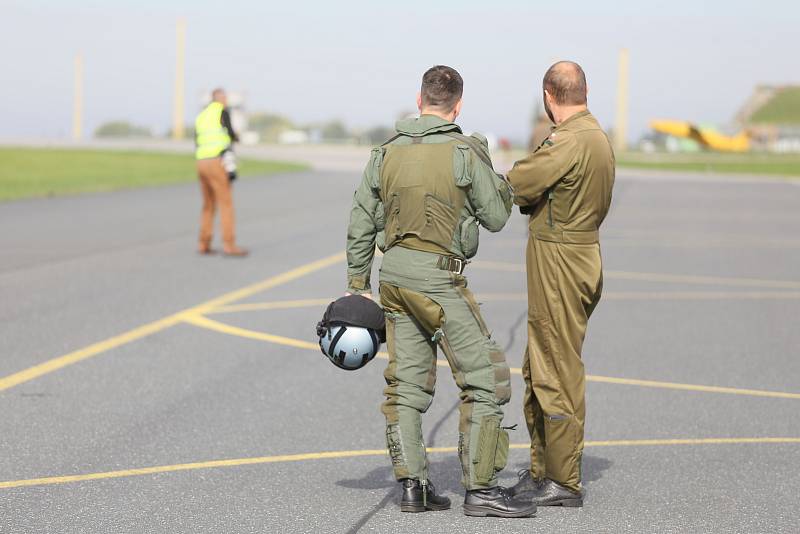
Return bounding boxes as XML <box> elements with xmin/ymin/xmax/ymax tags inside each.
<box><xmin>420</xmin><ymin>65</ymin><xmax>463</xmax><ymax>111</ymax></box>
<box><xmin>543</xmin><ymin>61</ymin><xmax>587</xmax><ymax>105</ymax></box>
<box><xmin>211</xmin><ymin>87</ymin><xmax>225</xmax><ymax>100</ymax></box>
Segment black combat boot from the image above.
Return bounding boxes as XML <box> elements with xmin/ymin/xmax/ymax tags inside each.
<box><xmin>508</xmin><ymin>469</ymin><xmax>545</xmax><ymax>497</ymax></box>
<box><xmin>531</xmin><ymin>478</ymin><xmax>584</xmax><ymax>507</ymax></box>
<box><xmin>400</xmin><ymin>479</ymin><xmax>451</xmax><ymax>512</ymax></box>
<box><xmin>463</xmin><ymin>486</ymin><xmax>537</xmax><ymax>518</ymax></box>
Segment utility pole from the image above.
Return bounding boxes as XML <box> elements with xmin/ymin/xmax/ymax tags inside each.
<box><xmin>172</xmin><ymin>18</ymin><xmax>186</xmax><ymax>140</ymax></box>
<box><xmin>72</xmin><ymin>53</ymin><xmax>83</xmax><ymax>141</ymax></box>
<box><xmin>614</xmin><ymin>48</ymin><xmax>629</xmax><ymax>153</ymax></box>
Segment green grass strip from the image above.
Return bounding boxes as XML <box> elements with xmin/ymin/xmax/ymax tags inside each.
<box><xmin>617</xmin><ymin>152</ymin><xmax>800</xmax><ymax>179</ymax></box>
<box><xmin>0</xmin><ymin>147</ymin><xmax>308</xmax><ymax>201</ymax></box>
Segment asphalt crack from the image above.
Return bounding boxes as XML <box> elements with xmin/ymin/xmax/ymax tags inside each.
<box><xmin>345</xmin><ymin>489</ymin><xmax>395</xmax><ymax>534</ymax></box>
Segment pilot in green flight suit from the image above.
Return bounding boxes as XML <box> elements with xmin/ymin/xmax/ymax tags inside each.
<box><xmin>346</xmin><ymin>65</ymin><xmax>535</xmax><ymax>518</ymax></box>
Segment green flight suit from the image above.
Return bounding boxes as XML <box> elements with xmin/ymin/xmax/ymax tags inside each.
<box><xmin>346</xmin><ymin>114</ymin><xmax>514</xmax><ymax>490</ymax></box>
<box><xmin>507</xmin><ymin>110</ymin><xmax>615</xmax><ymax>493</ymax></box>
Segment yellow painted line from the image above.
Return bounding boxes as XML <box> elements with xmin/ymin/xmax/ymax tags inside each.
<box><xmin>585</xmin><ymin>375</ymin><xmax>800</xmax><ymax>400</ymax></box>
<box><xmin>0</xmin><ymin>252</ymin><xmax>345</xmax><ymax>393</ymax></box>
<box><xmin>191</xmin><ymin>252</ymin><xmax>345</xmax><ymax>313</ymax></box>
<box><xmin>183</xmin><ymin>319</ymin><xmax>800</xmax><ymax>400</ymax></box>
<box><xmin>185</xmin><ymin>314</ymin><xmax>394</xmax><ymax>360</ymax></box>
<box><xmin>2</xmin><ymin>437</ymin><xmax>798</xmax><ymax>490</ymax></box>
<box><xmin>205</xmin><ymin>291</ymin><xmax>800</xmax><ymax>317</ymax></box>
<box><xmin>182</xmin><ymin>314</ymin><xmax>321</xmax><ymax>350</ymax></box>
<box><xmin>470</xmin><ymin>261</ymin><xmax>800</xmax><ymax>289</ymax></box>
<box><xmin>0</xmin><ymin>449</ymin><xmax>388</xmax><ymax>490</ymax></box>
<box><xmin>208</xmin><ymin>299</ymin><xmax>335</xmax><ymax>314</ymax></box>
<box><xmin>0</xmin><ymin>315</ymin><xmax>186</xmax><ymax>392</ymax></box>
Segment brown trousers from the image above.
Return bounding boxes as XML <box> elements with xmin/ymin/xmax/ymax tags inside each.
<box><xmin>197</xmin><ymin>158</ymin><xmax>235</xmax><ymax>247</ymax></box>
<box><xmin>522</xmin><ymin>236</ymin><xmax>603</xmax><ymax>493</ymax></box>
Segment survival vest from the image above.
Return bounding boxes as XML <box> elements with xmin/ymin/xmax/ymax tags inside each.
<box><xmin>379</xmin><ymin>132</ymin><xmax>491</xmax><ymax>257</ymax></box>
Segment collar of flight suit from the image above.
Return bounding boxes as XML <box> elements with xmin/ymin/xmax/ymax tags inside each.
<box><xmin>394</xmin><ymin>114</ymin><xmax>463</xmax><ymax>137</ymax></box>
<box><xmin>550</xmin><ymin>109</ymin><xmax>592</xmax><ymax>134</ymax></box>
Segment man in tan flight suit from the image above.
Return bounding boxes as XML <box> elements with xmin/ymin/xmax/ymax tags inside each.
<box><xmin>507</xmin><ymin>61</ymin><xmax>615</xmax><ymax>507</ymax></box>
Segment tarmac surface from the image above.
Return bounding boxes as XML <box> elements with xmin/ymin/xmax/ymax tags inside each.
<box><xmin>1</xmin><ymin>159</ymin><xmax>799</xmax><ymax>533</ymax></box>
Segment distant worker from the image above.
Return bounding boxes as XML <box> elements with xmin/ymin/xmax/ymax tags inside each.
<box><xmin>507</xmin><ymin>61</ymin><xmax>615</xmax><ymax>507</ymax></box>
<box><xmin>194</xmin><ymin>88</ymin><xmax>247</xmax><ymax>256</ymax></box>
<box><xmin>346</xmin><ymin>65</ymin><xmax>535</xmax><ymax>518</ymax></box>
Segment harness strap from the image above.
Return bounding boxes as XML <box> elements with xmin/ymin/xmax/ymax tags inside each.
<box><xmin>442</xmin><ymin>132</ymin><xmax>494</xmax><ymax>170</ymax></box>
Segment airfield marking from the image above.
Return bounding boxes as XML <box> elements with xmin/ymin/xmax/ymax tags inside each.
<box><xmin>0</xmin><ymin>314</ymin><xmax>186</xmax><ymax>392</ymax></box>
<box><xmin>182</xmin><ymin>314</ymin><xmax>320</xmax><ymax>350</ymax></box>
<box><xmin>2</xmin><ymin>437</ymin><xmax>798</xmax><ymax>490</ymax></box>
<box><xmin>3</xmin><ymin>251</ymin><xmax>797</xmax><ymax>394</ymax></box>
<box><xmin>470</xmin><ymin>261</ymin><xmax>800</xmax><ymax>289</ymax></box>
<box><xmin>204</xmin><ymin>291</ymin><xmax>800</xmax><ymax>315</ymax></box>
<box><xmin>0</xmin><ymin>252</ymin><xmax>345</xmax><ymax>393</ymax></box>
<box><xmin>209</xmin><ymin>299</ymin><xmax>335</xmax><ymax>314</ymax></box>
<box><xmin>183</xmin><ymin>315</ymin><xmax>800</xmax><ymax>400</ymax></box>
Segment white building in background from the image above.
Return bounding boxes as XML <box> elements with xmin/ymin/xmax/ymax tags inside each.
<box><xmin>277</xmin><ymin>130</ymin><xmax>310</xmax><ymax>144</ymax></box>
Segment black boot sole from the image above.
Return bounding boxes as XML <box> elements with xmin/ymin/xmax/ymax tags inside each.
<box><xmin>462</xmin><ymin>504</ymin><xmax>537</xmax><ymax>518</ymax></box>
<box><xmin>400</xmin><ymin>503</ymin><xmax>451</xmax><ymax>513</ymax></box>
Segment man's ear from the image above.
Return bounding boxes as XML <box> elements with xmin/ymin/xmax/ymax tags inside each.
<box><xmin>416</xmin><ymin>92</ymin><xmax>423</xmax><ymax>112</ymax></box>
<box><xmin>452</xmin><ymin>98</ymin><xmax>463</xmax><ymax>120</ymax></box>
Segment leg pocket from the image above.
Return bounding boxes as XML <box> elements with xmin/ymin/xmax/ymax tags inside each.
<box><xmin>386</xmin><ymin>423</ymin><xmax>410</xmax><ymax>479</ymax></box>
<box><xmin>494</xmin><ymin>426</ymin><xmax>509</xmax><ymax>472</ymax></box>
<box><xmin>473</xmin><ymin>416</ymin><xmax>509</xmax><ymax>485</ymax></box>
<box><xmin>542</xmin><ymin>413</ymin><xmax>581</xmax><ymax>488</ymax></box>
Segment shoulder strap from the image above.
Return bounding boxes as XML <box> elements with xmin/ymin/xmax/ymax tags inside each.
<box><xmin>381</xmin><ymin>133</ymin><xmax>403</xmax><ymax>146</ymax></box>
<box><xmin>379</xmin><ymin>132</ymin><xmax>426</xmax><ymax>146</ymax></box>
<box><xmin>442</xmin><ymin>132</ymin><xmax>494</xmax><ymax>170</ymax></box>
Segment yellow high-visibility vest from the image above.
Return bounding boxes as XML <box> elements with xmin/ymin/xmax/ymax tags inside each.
<box><xmin>195</xmin><ymin>102</ymin><xmax>231</xmax><ymax>159</ymax></box>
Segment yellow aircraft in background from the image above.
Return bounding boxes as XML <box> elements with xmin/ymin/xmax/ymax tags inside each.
<box><xmin>650</xmin><ymin>120</ymin><xmax>750</xmax><ymax>152</ymax></box>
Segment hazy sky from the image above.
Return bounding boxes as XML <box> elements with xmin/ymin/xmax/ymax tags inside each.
<box><xmin>2</xmin><ymin>0</ymin><xmax>799</xmax><ymax>143</ymax></box>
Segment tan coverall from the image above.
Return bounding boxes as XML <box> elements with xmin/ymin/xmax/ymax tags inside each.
<box><xmin>507</xmin><ymin>110</ymin><xmax>615</xmax><ymax>492</ymax></box>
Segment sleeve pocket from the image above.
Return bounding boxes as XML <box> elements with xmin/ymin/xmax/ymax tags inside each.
<box><xmin>453</xmin><ymin>145</ymin><xmax>473</xmax><ymax>187</ymax></box>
